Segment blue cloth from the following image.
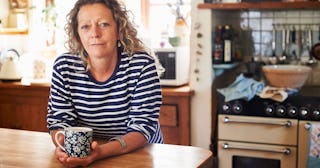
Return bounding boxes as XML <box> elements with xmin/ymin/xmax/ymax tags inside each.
<box><xmin>217</xmin><ymin>73</ymin><xmax>265</xmax><ymax>102</ymax></box>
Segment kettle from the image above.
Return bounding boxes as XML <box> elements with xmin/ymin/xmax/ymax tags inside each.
<box><xmin>0</xmin><ymin>48</ymin><xmax>22</xmax><ymax>81</ymax></box>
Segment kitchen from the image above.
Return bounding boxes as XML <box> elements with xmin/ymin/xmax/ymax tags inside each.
<box><xmin>0</xmin><ymin>0</ymin><xmax>213</xmax><ymax>167</ymax></box>
<box><xmin>192</xmin><ymin>0</ymin><xmax>320</xmax><ymax>168</ymax></box>
<box><xmin>0</xmin><ymin>0</ymin><xmax>320</xmax><ymax>168</ymax></box>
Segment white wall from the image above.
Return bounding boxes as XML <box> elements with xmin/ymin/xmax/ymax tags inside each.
<box><xmin>189</xmin><ymin>0</ymin><xmax>214</xmax><ymax>149</ymax></box>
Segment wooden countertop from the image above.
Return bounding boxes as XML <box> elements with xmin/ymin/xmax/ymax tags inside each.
<box><xmin>0</xmin><ymin>81</ymin><xmax>194</xmax><ymax>97</ymax></box>
<box><xmin>0</xmin><ymin>128</ymin><xmax>212</xmax><ymax>168</ymax></box>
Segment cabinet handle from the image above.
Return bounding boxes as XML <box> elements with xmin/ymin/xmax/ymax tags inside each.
<box><xmin>223</xmin><ymin>116</ymin><xmax>292</xmax><ymax>127</ymax></box>
<box><xmin>222</xmin><ymin>142</ymin><xmax>291</xmax><ymax>155</ymax></box>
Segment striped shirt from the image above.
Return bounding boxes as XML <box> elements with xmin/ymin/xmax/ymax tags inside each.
<box><xmin>47</xmin><ymin>52</ymin><xmax>163</xmax><ymax>143</ymax></box>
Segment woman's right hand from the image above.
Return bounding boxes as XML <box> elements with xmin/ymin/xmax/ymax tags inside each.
<box><xmin>55</xmin><ymin>146</ymin><xmax>69</xmax><ymax>163</ymax></box>
<box><xmin>54</xmin><ymin>133</ymin><xmax>69</xmax><ymax>163</ymax></box>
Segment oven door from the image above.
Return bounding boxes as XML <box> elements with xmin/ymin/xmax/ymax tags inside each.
<box><xmin>218</xmin><ymin>141</ymin><xmax>297</xmax><ymax>168</ymax></box>
<box><xmin>218</xmin><ymin>115</ymin><xmax>298</xmax><ymax>145</ymax></box>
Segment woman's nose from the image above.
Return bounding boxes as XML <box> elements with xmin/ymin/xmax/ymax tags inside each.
<box><xmin>90</xmin><ymin>25</ymin><xmax>101</xmax><ymax>38</ymax></box>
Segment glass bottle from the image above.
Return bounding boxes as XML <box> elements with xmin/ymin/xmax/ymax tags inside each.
<box><xmin>222</xmin><ymin>25</ymin><xmax>234</xmax><ymax>63</ymax></box>
<box><xmin>213</xmin><ymin>25</ymin><xmax>224</xmax><ymax>64</ymax></box>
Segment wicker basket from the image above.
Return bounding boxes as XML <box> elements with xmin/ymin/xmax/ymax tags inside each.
<box><xmin>262</xmin><ymin>65</ymin><xmax>311</xmax><ymax>88</ymax></box>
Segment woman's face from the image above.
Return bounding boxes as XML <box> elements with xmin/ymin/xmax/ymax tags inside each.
<box><xmin>77</xmin><ymin>3</ymin><xmax>118</xmax><ymax>59</ymax></box>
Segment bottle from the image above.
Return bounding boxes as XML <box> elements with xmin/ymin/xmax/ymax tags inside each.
<box><xmin>159</xmin><ymin>25</ymin><xmax>170</xmax><ymax>48</ymax></box>
<box><xmin>222</xmin><ymin>25</ymin><xmax>234</xmax><ymax>63</ymax></box>
<box><xmin>212</xmin><ymin>25</ymin><xmax>224</xmax><ymax>64</ymax></box>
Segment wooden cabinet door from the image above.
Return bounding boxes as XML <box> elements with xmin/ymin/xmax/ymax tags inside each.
<box><xmin>0</xmin><ymin>100</ymin><xmax>16</xmax><ymax>129</ymax></box>
<box><xmin>15</xmin><ymin>96</ymin><xmax>48</xmax><ymax>132</ymax></box>
<box><xmin>0</xmin><ymin>85</ymin><xmax>49</xmax><ymax>132</ymax></box>
<box><xmin>160</xmin><ymin>93</ymin><xmax>191</xmax><ymax>146</ymax></box>
<box><xmin>0</xmin><ymin>95</ymin><xmax>48</xmax><ymax>132</ymax></box>
<box><xmin>159</xmin><ymin>105</ymin><xmax>179</xmax><ymax>144</ymax></box>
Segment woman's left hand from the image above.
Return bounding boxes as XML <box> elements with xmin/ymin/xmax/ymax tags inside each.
<box><xmin>57</xmin><ymin>141</ymin><xmax>101</xmax><ymax>168</ymax></box>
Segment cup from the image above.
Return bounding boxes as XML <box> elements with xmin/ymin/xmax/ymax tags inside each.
<box><xmin>55</xmin><ymin>127</ymin><xmax>93</xmax><ymax>158</ymax></box>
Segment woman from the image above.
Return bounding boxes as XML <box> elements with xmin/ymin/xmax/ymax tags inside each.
<box><xmin>46</xmin><ymin>0</ymin><xmax>163</xmax><ymax>167</ymax></box>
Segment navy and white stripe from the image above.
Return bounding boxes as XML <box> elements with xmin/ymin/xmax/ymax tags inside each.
<box><xmin>47</xmin><ymin>52</ymin><xmax>163</xmax><ymax>143</ymax></box>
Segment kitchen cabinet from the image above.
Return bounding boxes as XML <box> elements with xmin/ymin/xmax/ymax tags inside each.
<box><xmin>0</xmin><ymin>82</ymin><xmax>193</xmax><ymax>145</ymax></box>
<box><xmin>0</xmin><ymin>83</ymin><xmax>49</xmax><ymax>132</ymax></box>
<box><xmin>160</xmin><ymin>86</ymin><xmax>194</xmax><ymax>145</ymax></box>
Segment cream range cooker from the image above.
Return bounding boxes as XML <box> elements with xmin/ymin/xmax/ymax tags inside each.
<box><xmin>215</xmin><ymin>92</ymin><xmax>320</xmax><ymax>168</ymax></box>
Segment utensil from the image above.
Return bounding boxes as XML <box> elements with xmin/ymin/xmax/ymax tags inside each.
<box><xmin>269</xmin><ymin>27</ymin><xmax>278</xmax><ymax>65</ymax></box>
<box><xmin>300</xmin><ymin>27</ymin><xmax>311</xmax><ymax>64</ymax></box>
<box><xmin>311</xmin><ymin>25</ymin><xmax>320</xmax><ymax>60</ymax></box>
<box><xmin>306</xmin><ymin>27</ymin><xmax>317</xmax><ymax>65</ymax></box>
<box><xmin>289</xmin><ymin>26</ymin><xmax>299</xmax><ymax>63</ymax></box>
<box><xmin>279</xmin><ymin>28</ymin><xmax>288</xmax><ymax>64</ymax></box>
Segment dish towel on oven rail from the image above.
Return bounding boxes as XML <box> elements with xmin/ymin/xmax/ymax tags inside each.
<box><xmin>217</xmin><ymin>73</ymin><xmax>265</xmax><ymax>102</ymax></box>
<box><xmin>307</xmin><ymin>123</ymin><xmax>320</xmax><ymax>168</ymax></box>
<box><xmin>257</xmin><ymin>86</ymin><xmax>298</xmax><ymax>102</ymax></box>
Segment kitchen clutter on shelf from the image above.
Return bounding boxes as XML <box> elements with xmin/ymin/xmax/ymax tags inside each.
<box><xmin>0</xmin><ymin>48</ymin><xmax>54</xmax><ymax>84</ymax></box>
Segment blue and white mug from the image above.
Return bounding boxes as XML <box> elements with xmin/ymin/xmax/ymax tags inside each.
<box><xmin>55</xmin><ymin>127</ymin><xmax>93</xmax><ymax>158</ymax></box>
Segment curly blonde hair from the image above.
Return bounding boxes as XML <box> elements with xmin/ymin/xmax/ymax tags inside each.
<box><xmin>65</xmin><ymin>0</ymin><xmax>147</xmax><ymax>65</ymax></box>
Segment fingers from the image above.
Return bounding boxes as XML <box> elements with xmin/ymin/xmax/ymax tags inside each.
<box><xmin>55</xmin><ymin>146</ymin><xmax>69</xmax><ymax>166</ymax></box>
<box><xmin>91</xmin><ymin>141</ymin><xmax>99</xmax><ymax>150</ymax></box>
<box><xmin>62</xmin><ymin>156</ymin><xmax>93</xmax><ymax>168</ymax></box>
<box><xmin>55</xmin><ymin>146</ymin><xmax>67</xmax><ymax>158</ymax></box>
<box><xmin>54</xmin><ymin>140</ymin><xmax>99</xmax><ymax>167</ymax></box>
<box><xmin>56</xmin><ymin>141</ymin><xmax>99</xmax><ymax>168</ymax></box>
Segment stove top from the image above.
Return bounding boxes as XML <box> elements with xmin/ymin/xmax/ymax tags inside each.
<box><xmin>217</xmin><ymin>88</ymin><xmax>320</xmax><ymax>121</ymax></box>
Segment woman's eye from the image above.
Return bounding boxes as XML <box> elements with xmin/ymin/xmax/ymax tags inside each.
<box><xmin>80</xmin><ymin>25</ymin><xmax>89</xmax><ymax>30</ymax></box>
<box><xmin>99</xmin><ymin>22</ymin><xmax>109</xmax><ymax>28</ymax></box>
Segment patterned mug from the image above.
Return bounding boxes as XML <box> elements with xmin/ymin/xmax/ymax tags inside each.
<box><xmin>55</xmin><ymin>127</ymin><xmax>93</xmax><ymax>158</ymax></box>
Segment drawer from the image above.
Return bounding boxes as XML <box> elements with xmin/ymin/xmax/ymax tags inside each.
<box><xmin>218</xmin><ymin>115</ymin><xmax>298</xmax><ymax>145</ymax></box>
<box><xmin>159</xmin><ymin>105</ymin><xmax>178</xmax><ymax>127</ymax></box>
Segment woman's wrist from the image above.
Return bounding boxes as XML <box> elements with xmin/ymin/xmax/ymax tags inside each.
<box><xmin>108</xmin><ymin>136</ymin><xmax>127</xmax><ymax>151</ymax></box>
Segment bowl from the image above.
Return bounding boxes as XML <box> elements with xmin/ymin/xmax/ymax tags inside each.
<box><xmin>262</xmin><ymin>65</ymin><xmax>311</xmax><ymax>88</ymax></box>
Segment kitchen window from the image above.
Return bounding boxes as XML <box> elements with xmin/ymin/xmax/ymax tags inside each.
<box><xmin>125</xmin><ymin>0</ymin><xmax>191</xmax><ymax>48</ymax></box>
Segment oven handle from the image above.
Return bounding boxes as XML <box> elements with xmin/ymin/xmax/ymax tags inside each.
<box><xmin>223</xmin><ymin>116</ymin><xmax>292</xmax><ymax>127</ymax></box>
<box><xmin>222</xmin><ymin>143</ymin><xmax>291</xmax><ymax>155</ymax></box>
<box><xmin>304</xmin><ymin>122</ymin><xmax>311</xmax><ymax>130</ymax></box>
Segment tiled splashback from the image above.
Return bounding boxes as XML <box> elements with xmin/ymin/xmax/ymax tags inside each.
<box><xmin>211</xmin><ymin>9</ymin><xmax>320</xmax><ymax>86</ymax></box>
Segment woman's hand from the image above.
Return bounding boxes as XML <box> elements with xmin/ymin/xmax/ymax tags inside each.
<box><xmin>55</xmin><ymin>140</ymin><xmax>101</xmax><ymax>168</ymax></box>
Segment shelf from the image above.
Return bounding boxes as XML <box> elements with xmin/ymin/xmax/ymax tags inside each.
<box><xmin>198</xmin><ymin>1</ymin><xmax>320</xmax><ymax>10</ymax></box>
<box><xmin>0</xmin><ymin>28</ymin><xmax>28</xmax><ymax>35</ymax></box>
<box><xmin>213</xmin><ymin>62</ymin><xmax>240</xmax><ymax>69</ymax></box>
<box><xmin>213</xmin><ymin>62</ymin><xmax>241</xmax><ymax>76</ymax></box>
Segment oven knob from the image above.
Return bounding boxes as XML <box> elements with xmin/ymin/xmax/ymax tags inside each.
<box><xmin>287</xmin><ymin>107</ymin><xmax>298</xmax><ymax>117</ymax></box>
<box><xmin>232</xmin><ymin>103</ymin><xmax>243</xmax><ymax>114</ymax></box>
<box><xmin>222</xmin><ymin>103</ymin><xmax>232</xmax><ymax>114</ymax></box>
<box><xmin>265</xmin><ymin>105</ymin><xmax>274</xmax><ymax>116</ymax></box>
<box><xmin>299</xmin><ymin>107</ymin><xmax>309</xmax><ymax>118</ymax></box>
<box><xmin>276</xmin><ymin>105</ymin><xmax>286</xmax><ymax>117</ymax></box>
<box><xmin>312</xmin><ymin>109</ymin><xmax>320</xmax><ymax>119</ymax></box>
